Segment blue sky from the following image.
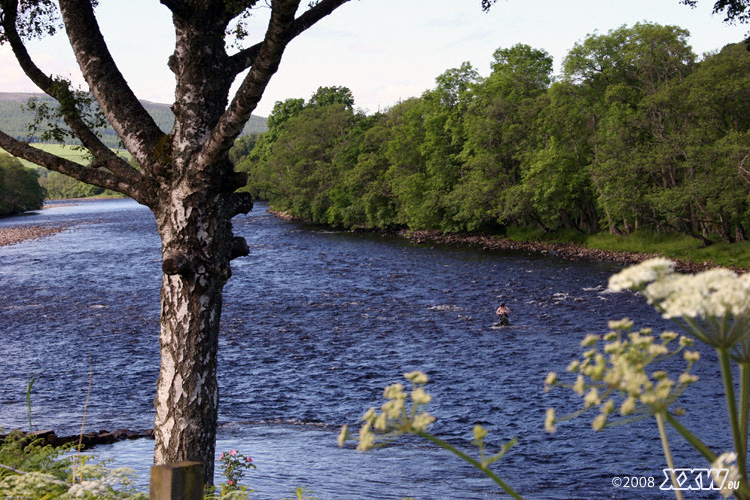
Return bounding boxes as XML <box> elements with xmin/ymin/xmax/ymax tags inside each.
<box><xmin>0</xmin><ymin>0</ymin><xmax>747</xmax><ymax>116</ymax></box>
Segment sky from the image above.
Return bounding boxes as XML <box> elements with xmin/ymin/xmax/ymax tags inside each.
<box><xmin>0</xmin><ymin>0</ymin><xmax>748</xmax><ymax>117</ymax></box>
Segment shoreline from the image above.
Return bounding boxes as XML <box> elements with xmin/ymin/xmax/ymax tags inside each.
<box><xmin>0</xmin><ymin>223</ymin><xmax>71</xmax><ymax>247</ymax></box>
<box><xmin>397</xmin><ymin>229</ymin><xmax>742</xmax><ymax>273</ymax></box>
<box><xmin>0</xmin><ymin>428</ymin><xmax>153</xmax><ymax>450</ymax></box>
<box><xmin>267</xmin><ymin>209</ymin><xmax>741</xmax><ymax>272</ymax></box>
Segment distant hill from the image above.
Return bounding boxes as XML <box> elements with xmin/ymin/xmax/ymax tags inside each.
<box><xmin>0</xmin><ymin>92</ymin><xmax>267</xmax><ymax>148</ymax></box>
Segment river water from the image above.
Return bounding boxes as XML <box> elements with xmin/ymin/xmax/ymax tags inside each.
<box><xmin>0</xmin><ymin>199</ymin><xmax>733</xmax><ymax>499</ymax></box>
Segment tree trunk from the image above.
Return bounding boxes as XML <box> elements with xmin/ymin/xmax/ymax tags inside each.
<box><xmin>152</xmin><ymin>190</ymin><xmax>236</xmax><ymax>482</ymax></box>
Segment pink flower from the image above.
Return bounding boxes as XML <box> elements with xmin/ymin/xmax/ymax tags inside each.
<box><xmin>228</xmin><ymin>480</ymin><xmax>234</xmax><ymax>485</ymax></box>
<box><xmin>218</xmin><ymin>453</ymin><xmax>224</xmax><ymax>461</ymax></box>
<box><xmin>247</xmin><ymin>457</ymin><xmax>252</xmax><ymax>463</ymax></box>
<box><xmin>229</xmin><ymin>449</ymin><xmax>237</xmax><ymax>456</ymax></box>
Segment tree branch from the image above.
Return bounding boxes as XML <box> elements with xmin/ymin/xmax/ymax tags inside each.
<box><xmin>198</xmin><ymin>0</ymin><xmax>349</xmax><ymax>170</ymax></box>
<box><xmin>228</xmin><ymin>0</ymin><xmax>350</xmax><ymax>74</ymax></box>
<box><xmin>195</xmin><ymin>0</ymin><xmax>301</xmax><ymax>170</ymax></box>
<box><xmin>0</xmin><ymin>3</ymin><xmax>141</xmax><ymax>183</ymax></box>
<box><xmin>57</xmin><ymin>0</ymin><xmax>164</xmax><ymax>168</ymax></box>
<box><xmin>0</xmin><ymin>131</ymin><xmax>142</xmax><ymax>199</ymax></box>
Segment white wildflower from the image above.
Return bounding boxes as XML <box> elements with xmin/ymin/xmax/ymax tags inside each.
<box><xmin>660</xmin><ymin>331</ymin><xmax>678</xmax><ymax>342</ymax></box>
<box><xmin>68</xmin><ymin>480</ymin><xmax>109</xmax><ymax>498</ymax></box>
<box><xmin>411</xmin><ymin>387</ymin><xmax>432</xmax><ymax>405</ymax></box>
<box><xmin>381</xmin><ymin>399</ymin><xmax>404</xmax><ymax>419</ymax></box>
<box><xmin>404</xmin><ymin>371</ymin><xmax>429</xmax><ymax>384</ymax></box>
<box><xmin>337</xmin><ymin>425</ymin><xmax>349</xmax><ymax>447</ymax></box>
<box><xmin>711</xmin><ymin>452</ymin><xmax>741</xmax><ymax>498</ymax></box>
<box><xmin>473</xmin><ymin>424</ymin><xmax>488</xmax><ymax>442</ymax></box>
<box><xmin>580</xmin><ymin>334</ymin><xmax>600</xmax><ymax>347</ymax></box>
<box><xmin>573</xmin><ymin>374</ymin><xmax>585</xmax><ymax>395</ymax></box>
<box><xmin>357</xmin><ymin>422</ymin><xmax>375</xmax><ymax>451</ymax></box>
<box><xmin>608</xmin><ymin>258</ymin><xmax>675</xmax><ymax>291</ymax></box>
<box><xmin>544</xmin><ymin>371</ymin><xmax>558</xmax><ymax>390</ymax></box>
<box><xmin>620</xmin><ymin>396</ymin><xmax>636</xmax><ymax>415</ymax></box>
<box><xmin>683</xmin><ymin>350</ymin><xmax>700</xmax><ymax>363</ymax></box>
<box><xmin>678</xmin><ymin>373</ymin><xmax>699</xmax><ymax>384</ymax></box>
<box><xmin>383</xmin><ymin>383</ymin><xmax>406</xmax><ymax>400</ymax></box>
<box><xmin>644</xmin><ymin>268</ymin><xmax>750</xmax><ymax>319</ymax></box>
<box><xmin>583</xmin><ymin>388</ymin><xmax>601</xmax><ymax>408</ymax></box>
<box><xmin>411</xmin><ymin>412</ymin><xmax>436</xmax><ymax>431</ymax></box>
<box><xmin>648</xmin><ymin>344</ymin><xmax>668</xmax><ymax>356</ymax></box>
<box><xmin>545</xmin><ymin>408</ymin><xmax>556</xmax><ymax>433</ymax></box>
<box><xmin>608</xmin><ymin>318</ymin><xmax>634</xmax><ymax>330</ymax></box>
<box><xmin>592</xmin><ymin>413</ymin><xmax>607</xmax><ymax>431</ymax></box>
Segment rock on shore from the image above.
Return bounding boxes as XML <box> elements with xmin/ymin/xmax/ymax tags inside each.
<box><xmin>0</xmin><ymin>224</ymin><xmax>70</xmax><ymax>247</ymax></box>
<box><xmin>398</xmin><ymin>229</ymin><xmax>740</xmax><ymax>273</ymax></box>
<box><xmin>0</xmin><ymin>428</ymin><xmax>154</xmax><ymax>450</ymax></box>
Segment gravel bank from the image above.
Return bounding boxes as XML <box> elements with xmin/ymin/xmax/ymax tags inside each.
<box><xmin>398</xmin><ymin>229</ymin><xmax>745</xmax><ymax>273</ymax></box>
<box><xmin>0</xmin><ymin>224</ymin><xmax>70</xmax><ymax>247</ymax></box>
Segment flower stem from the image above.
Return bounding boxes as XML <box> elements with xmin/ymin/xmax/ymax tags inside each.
<box><xmin>740</xmin><ymin>363</ymin><xmax>750</xmax><ymax>462</ymax></box>
<box><xmin>718</xmin><ymin>347</ymin><xmax>749</xmax><ymax>493</ymax></box>
<box><xmin>664</xmin><ymin>412</ymin><xmax>716</xmax><ymax>463</ymax></box>
<box><xmin>656</xmin><ymin>412</ymin><xmax>683</xmax><ymax>500</ymax></box>
<box><xmin>415</xmin><ymin>430</ymin><xmax>524</xmax><ymax>500</ymax></box>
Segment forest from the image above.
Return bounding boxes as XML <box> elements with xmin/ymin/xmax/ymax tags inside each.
<box><xmin>0</xmin><ymin>152</ymin><xmax>46</xmax><ymax>216</ymax></box>
<box><xmin>237</xmin><ymin>23</ymin><xmax>750</xmax><ymax>244</ymax></box>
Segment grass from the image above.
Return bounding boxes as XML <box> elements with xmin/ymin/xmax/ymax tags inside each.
<box><xmin>1</xmin><ymin>144</ymin><xmax>133</xmax><ymax>169</ymax></box>
<box><xmin>505</xmin><ymin>226</ymin><xmax>750</xmax><ymax>270</ymax></box>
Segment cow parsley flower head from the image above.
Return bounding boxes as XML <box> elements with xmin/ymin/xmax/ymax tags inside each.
<box><xmin>548</xmin><ymin>319</ymin><xmax>700</xmax><ymax>431</ymax></box>
<box><xmin>711</xmin><ymin>452</ymin><xmax>741</xmax><ymax>498</ymax></box>
<box><xmin>644</xmin><ymin>268</ymin><xmax>750</xmax><ymax>320</ymax></box>
<box><xmin>610</xmin><ymin>261</ymin><xmax>750</xmax><ymax>348</ymax></box>
<box><xmin>345</xmin><ymin>371</ymin><xmax>436</xmax><ymax>451</ymax></box>
<box><xmin>608</xmin><ymin>258</ymin><xmax>675</xmax><ymax>291</ymax></box>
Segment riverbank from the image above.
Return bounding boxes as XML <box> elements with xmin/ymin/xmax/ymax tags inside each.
<box><xmin>269</xmin><ymin>209</ymin><xmax>746</xmax><ymax>272</ymax></box>
<box><xmin>0</xmin><ymin>428</ymin><xmax>153</xmax><ymax>450</ymax></box>
<box><xmin>0</xmin><ymin>223</ymin><xmax>71</xmax><ymax>247</ymax></box>
<box><xmin>399</xmin><ymin>229</ymin><xmax>746</xmax><ymax>273</ymax></box>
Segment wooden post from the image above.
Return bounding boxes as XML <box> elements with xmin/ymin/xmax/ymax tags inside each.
<box><xmin>149</xmin><ymin>461</ymin><xmax>204</xmax><ymax>500</ymax></box>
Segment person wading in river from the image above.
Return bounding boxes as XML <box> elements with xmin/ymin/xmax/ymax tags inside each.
<box><xmin>495</xmin><ymin>303</ymin><xmax>510</xmax><ymax>326</ymax></box>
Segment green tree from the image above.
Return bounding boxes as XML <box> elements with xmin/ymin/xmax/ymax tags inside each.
<box><xmin>562</xmin><ymin>23</ymin><xmax>696</xmax><ymax>235</ymax></box>
<box><xmin>453</xmin><ymin>44</ymin><xmax>553</xmax><ymax>231</ymax></box>
<box><xmin>254</xmin><ymin>102</ymin><xmax>358</xmax><ymax>220</ymax></box>
<box><xmin>228</xmin><ymin>134</ymin><xmax>259</xmax><ymax>166</ymax></box>
<box><xmin>0</xmin><ymin>152</ymin><xmax>46</xmax><ymax>215</ymax></box>
<box><xmin>308</xmin><ymin>85</ymin><xmax>355</xmax><ymax>110</ymax></box>
<box><xmin>383</xmin><ymin>64</ymin><xmax>479</xmax><ymax>231</ymax></box>
<box><xmin>322</xmin><ymin>112</ymin><xmax>399</xmax><ymax>228</ymax></box>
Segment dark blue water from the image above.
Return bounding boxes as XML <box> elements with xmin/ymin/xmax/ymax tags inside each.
<box><xmin>0</xmin><ymin>199</ymin><xmax>732</xmax><ymax>499</ymax></box>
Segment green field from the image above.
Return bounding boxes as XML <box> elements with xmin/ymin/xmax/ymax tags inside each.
<box><xmin>1</xmin><ymin>143</ymin><xmax>133</xmax><ymax>169</ymax></box>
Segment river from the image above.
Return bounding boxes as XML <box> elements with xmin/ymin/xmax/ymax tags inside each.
<box><xmin>0</xmin><ymin>199</ymin><xmax>732</xmax><ymax>499</ymax></box>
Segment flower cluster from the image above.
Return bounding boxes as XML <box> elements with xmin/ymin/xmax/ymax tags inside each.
<box><xmin>545</xmin><ymin>318</ymin><xmax>700</xmax><ymax>432</ymax></box>
<box><xmin>338</xmin><ymin>371</ymin><xmax>436</xmax><ymax>451</ymax></box>
<box><xmin>607</xmin><ymin>257</ymin><xmax>676</xmax><ymax>292</ymax></box>
<box><xmin>608</xmin><ymin>258</ymin><xmax>750</xmax><ymax>349</ymax></box>
<box><xmin>712</xmin><ymin>452</ymin><xmax>742</xmax><ymax>499</ymax></box>
<box><xmin>217</xmin><ymin>449</ymin><xmax>255</xmax><ymax>491</ymax></box>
